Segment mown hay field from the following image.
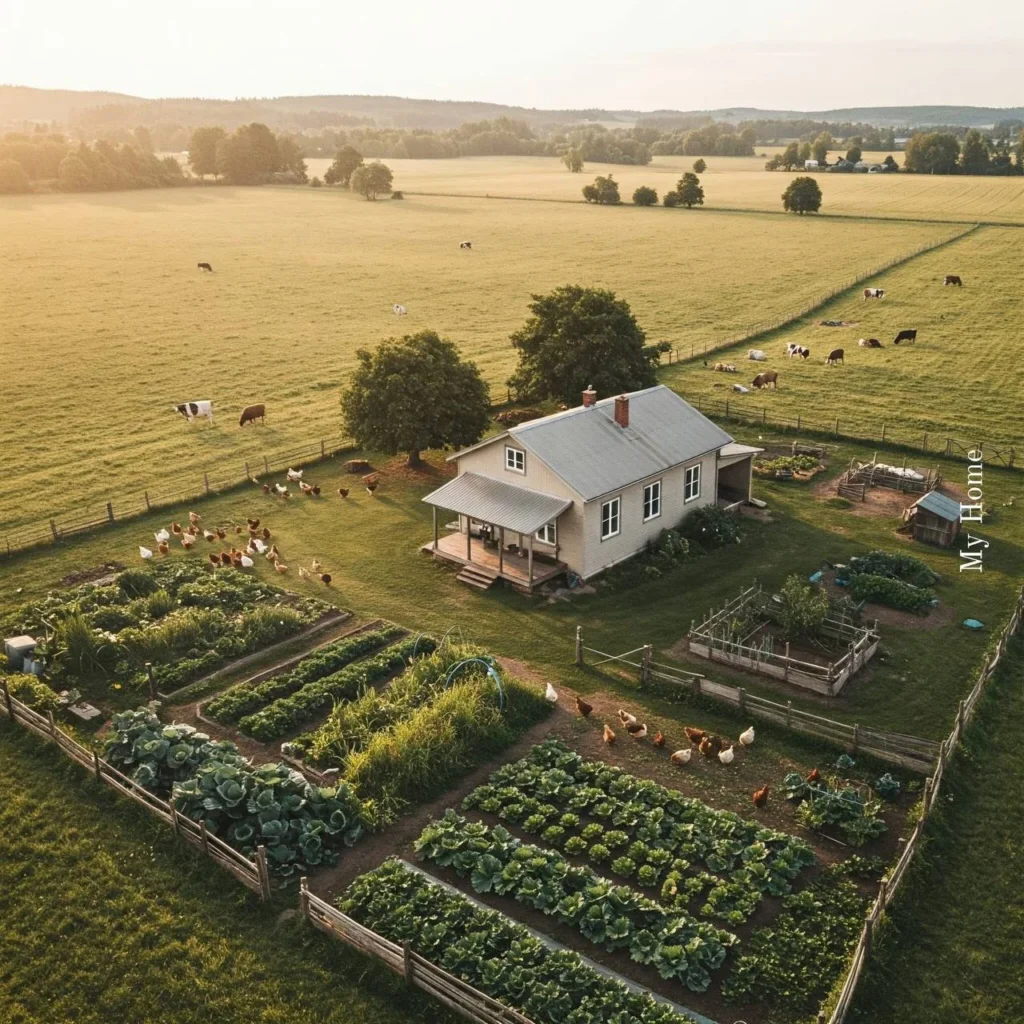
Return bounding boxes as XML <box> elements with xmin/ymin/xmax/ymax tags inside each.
<box><xmin>0</xmin><ymin>187</ymin><xmax>950</xmax><ymax>532</ymax></box>
<box><xmin>313</xmin><ymin>155</ymin><xmax>1024</xmax><ymax>224</ymax></box>
<box><xmin>661</xmin><ymin>225</ymin><xmax>1024</xmax><ymax>444</ymax></box>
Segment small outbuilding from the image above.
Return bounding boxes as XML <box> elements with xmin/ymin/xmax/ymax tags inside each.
<box><xmin>905</xmin><ymin>489</ymin><xmax>961</xmax><ymax>547</ymax></box>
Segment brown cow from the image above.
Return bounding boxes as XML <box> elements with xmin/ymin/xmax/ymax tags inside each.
<box><xmin>752</xmin><ymin>370</ymin><xmax>778</xmax><ymax>389</ymax></box>
<box><xmin>825</xmin><ymin>348</ymin><xmax>844</xmax><ymax>365</ymax></box>
<box><xmin>239</xmin><ymin>403</ymin><xmax>265</xmax><ymax>427</ymax></box>
<box><xmin>943</xmin><ymin>275</ymin><xmax>963</xmax><ymax>287</ymax></box>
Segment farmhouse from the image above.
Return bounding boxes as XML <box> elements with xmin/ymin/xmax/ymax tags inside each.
<box><xmin>421</xmin><ymin>385</ymin><xmax>761</xmax><ymax>590</ymax></box>
<box><xmin>904</xmin><ymin>489</ymin><xmax>962</xmax><ymax>547</ymax></box>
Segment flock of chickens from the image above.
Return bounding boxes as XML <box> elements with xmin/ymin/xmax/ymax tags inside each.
<box><xmin>257</xmin><ymin>466</ymin><xmax>379</xmax><ymax>501</ymax></box>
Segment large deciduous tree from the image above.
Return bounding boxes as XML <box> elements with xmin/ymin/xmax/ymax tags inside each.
<box><xmin>324</xmin><ymin>145</ymin><xmax>363</xmax><ymax>186</ymax></box>
<box><xmin>561</xmin><ymin>147</ymin><xmax>584</xmax><ymax>173</ymax></box>
<box><xmin>632</xmin><ymin>185</ymin><xmax>658</xmax><ymax>206</ymax></box>
<box><xmin>215</xmin><ymin>123</ymin><xmax>281</xmax><ymax>185</ymax></box>
<box><xmin>340</xmin><ymin>331</ymin><xmax>490</xmax><ymax>467</ymax></box>
<box><xmin>781</xmin><ymin>176</ymin><xmax>822</xmax><ymax>214</ymax></box>
<box><xmin>812</xmin><ymin>131</ymin><xmax>832</xmax><ymax>165</ymax></box>
<box><xmin>188</xmin><ymin>126</ymin><xmax>226</xmax><ymax>178</ymax></box>
<box><xmin>675</xmin><ymin>171</ymin><xmax>704</xmax><ymax>207</ymax></box>
<box><xmin>903</xmin><ymin>132</ymin><xmax>961</xmax><ymax>174</ymax></box>
<box><xmin>581</xmin><ymin>174</ymin><xmax>620</xmax><ymax>204</ymax></box>
<box><xmin>506</xmin><ymin>285</ymin><xmax>666</xmax><ymax>404</ymax></box>
<box><xmin>350</xmin><ymin>161</ymin><xmax>393</xmax><ymax>199</ymax></box>
<box><xmin>959</xmin><ymin>130</ymin><xmax>990</xmax><ymax>175</ymax></box>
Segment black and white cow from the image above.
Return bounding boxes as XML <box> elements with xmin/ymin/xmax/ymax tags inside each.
<box><xmin>173</xmin><ymin>401</ymin><xmax>214</xmax><ymax>424</ymax></box>
<box><xmin>863</xmin><ymin>288</ymin><xmax>885</xmax><ymax>300</ymax></box>
<box><xmin>459</xmin><ymin>241</ymin><xmax>473</xmax><ymax>249</ymax></box>
<box><xmin>786</xmin><ymin>343</ymin><xmax>810</xmax><ymax>359</ymax></box>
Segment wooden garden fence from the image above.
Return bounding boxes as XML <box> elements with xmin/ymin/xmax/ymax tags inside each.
<box><xmin>0</xmin><ymin>434</ymin><xmax>355</xmax><ymax>559</ymax></box>
<box><xmin>0</xmin><ymin>679</ymin><xmax>272</xmax><ymax>901</ymax></box>
<box><xmin>300</xmin><ymin>880</ymin><xmax>536</xmax><ymax>1024</ymax></box>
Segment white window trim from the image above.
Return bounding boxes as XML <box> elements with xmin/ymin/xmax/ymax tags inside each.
<box><xmin>643</xmin><ymin>479</ymin><xmax>662</xmax><ymax>522</ymax></box>
<box><xmin>504</xmin><ymin>446</ymin><xmax>525</xmax><ymax>474</ymax></box>
<box><xmin>684</xmin><ymin>463</ymin><xmax>701</xmax><ymax>503</ymax></box>
<box><xmin>535</xmin><ymin>521</ymin><xmax>557</xmax><ymax>545</ymax></box>
<box><xmin>600</xmin><ymin>496</ymin><xmax>621</xmax><ymax>541</ymax></box>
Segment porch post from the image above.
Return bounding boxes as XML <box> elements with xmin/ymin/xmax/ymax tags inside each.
<box><xmin>432</xmin><ymin>506</ymin><xmax>438</xmax><ymax>552</ymax></box>
<box><xmin>747</xmin><ymin>456</ymin><xmax>754</xmax><ymax>502</ymax></box>
<box><xmin>466</xmin><ymin>517</ymin><xmax>472</xmax><ymax>561</ymax></box>
<box><xmin>528</xmin><ymin>533</ymin><xmax>534</xmax><ymax>588</ymax></box>
<box><xmin>498</xmin><ymin>527</ymin><xmax>504</xmax><ymax>575</ymax></box>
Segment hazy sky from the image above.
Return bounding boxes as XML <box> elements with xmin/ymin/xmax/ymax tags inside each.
<box><xmin>3</xmin><ymin>0</ymin><xmax>1023</xmax><ymax>110</ymax></box>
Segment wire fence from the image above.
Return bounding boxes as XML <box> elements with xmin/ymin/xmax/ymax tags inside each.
<box><xmin>0</xmin><ymin>435</ymin><xmax>356</xmax><ymax>559</ymax></box>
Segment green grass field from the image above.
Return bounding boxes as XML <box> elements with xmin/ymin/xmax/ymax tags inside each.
<box><xmin>662</xmin><ymin>225</ymin><xmax>1024</xmax><ymax>444</ymax></box>
<box><xmin>305</xmin><ymin>155</ymin><xmax>1024</xmax><ymax>224</ymax></box>
<box><xmin>0</xmin><ymin>187</ymin><xmax>950</xmax><ymax>533</ymax></box>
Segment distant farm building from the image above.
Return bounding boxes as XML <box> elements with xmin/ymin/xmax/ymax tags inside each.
<box><xmin>904</xmin><ymin>489</ymin><xmax>962</xmax><ymax>547</ymax></box>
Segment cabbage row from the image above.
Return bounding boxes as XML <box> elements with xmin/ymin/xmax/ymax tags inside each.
<box><xmin>203</xmin><ymin>624</ymin><xmax>405</xmax><ymax>724</ymax></box>
<box><xmin>340</xmin><ymin>858</ymin><xmax>700</xmax><ymax>1024</ymax></box>
<box><xmin>415</xmin><ymin>811</ymin><xmax>737</xmax><ymax>993</ymax></box>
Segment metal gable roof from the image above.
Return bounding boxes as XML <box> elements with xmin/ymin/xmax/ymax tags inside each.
<box><xmin>422</xmin><ymin>472</ymin><xmax>572</xmax><ymax>534</ymax></box>
<box><xmin>913</xmin><ymin>489</ymin><xmax>961</xmax><ymax>522</ymax></box>
<box><xmin>507</xmin><ymin>386</ymin><xmax>733</xmax><ymax>501</ymax></box>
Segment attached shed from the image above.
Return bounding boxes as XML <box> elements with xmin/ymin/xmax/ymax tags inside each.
<box><xmin>906</xmin><ymin>489</ymin><xmax>961</xmax><ymax>547</ymax></box>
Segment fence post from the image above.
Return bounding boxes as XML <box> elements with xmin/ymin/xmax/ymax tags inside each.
<box><xmin>144</xmin><ymin>491</ymin><xmax>151</xmax><ymax>511</ymax></box>
<box><xmin>203</xmin><ymin>472</ymin><xmax>210</xmax><ymax>494</ymax></box>
<box><xmin>92</xmin><ymin>750</ymin><xmax>102</xmax><ymax>782</ymax></box>
<box><xmin>641</xmin><ymin>644</ymin><xmax>652</xmax><ymax>686</ymax></box>
<box><xmin>922</xmin><ymin>432</ymin><xmax>928</xmax><ymax>452</ymax></box>
<box><xmin>245</xmin><ymin>461</ymin><xmax>250</xmax><ymax>481</ymax></box>
<box><xmin>300</xmin><ymin>876</ymin><xmax>310</xmax><ymax>917</ymax></box>
<box><xmin>762</xmin><ymin>407</ymin><xmax>767</xmax><ymax>424</ymax></box>
<box><xmin>692</xmin><ymin>675</ymin><xmax>702</xmax><ymax>698</ymax></box>
<box><xmin>575</xmin><ymin>626</ymin><xmax>584</xmax><ymax>667</ymax></box>
<box><xmin>199</xmin><ymin>819</ymin><xmax>210</xmax><ymax>855</ymax></box>
<box><xmin>50</xmin><ymin>518</ymin><xmax>59</xmax><ymax>541</ymax></box>
<box><xmin>47</xmin><ymin>710</ymin><xmax>57</xmax><ymax>743</ymax></box>
<box><xmin>145</xmin><ymin>662</ymin><xmax>156</xmax><ymax>702</ymax></box>
<box><xmin>403</xmin><ymin>941</ymin><xmax>415</xmax><ymax>984</ymax></box>
<box><xmin>834</xmin><ymin>417</ymin><xmax>840</xmax><ymax>436</ymax></box>
<box><xmin>169</xmin><ymin>799</ymin><xmax>180</xmax><ymax>836</ymax></box>
<box><xmin>256</xmin><ymin>844</ymin><xmax>272</xmax><ymax>903</ymax></box>
<box><xmin>1</xmin><ymin>679</ymin><xmax>12</xmax><ymax>720</ymax></box>
<box><xmin>881</xmin><ymin>423</ymin><xmax>887</xmax><ymax>442</ymax></box>
<box><xmin>878</xmin><ymin>877</ymin><xmax>888</xmax><ymax>909</ymax></box>
<box><xmin>106</xmin><ymin>502</ymin><xmax>114</xmax><ymax>523</ymax></box>
<box><xmin>786</xmin><ymin>700</ymin><xmax>793</xmax><ymax>728</ymax></box>
<box><xmin>321</xmin><ymin>439</ymin><xmax>326</xmax><ymax>458</ymax></box>
<box><xmin>922</xmin><ymin>776</ymin><xmax>933</xmax><ymax>816</ymax></box>
<box><xmin>783</xmin><ymin>641</ymin><xmax>790</xmax><ymax>682</ymax></box>
<box><xmin>852</xmin><ymin>724</ymin><xmax>860</xmax><ymax>756</ymax></box>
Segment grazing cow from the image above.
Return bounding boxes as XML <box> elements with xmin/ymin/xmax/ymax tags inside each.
<box><xmin>197</xmin><ymin>262</ymin><xmax>213</xmax><ymax>272</ymax></box>
<box><xmin>786</xmin><ymin>343</ymin><xmax>810</xmax><ymax>359</ymax></box>
<box><xmin>752</xmin><ymin>370</ymin><xmax>778</xmax><ymax>389</ymax></box>
<box><xmin>173</xmin><ymin>401</ymin><xmax>214</xmax><ymax>424</ymax></box>
<box><xmin>863</xmin><ymin>288</ymin><xmax>885</xmax><ymax>300</ymax></box>
<box><xmin>392</xmin><ymin>303</ymin><xmax>407</xmax><ymax>316</ymax></box>
<box><xmin>239</xmin><ymin>403</ymin><xmax>265</xmax><ymax>427</ymax></box>
<box><xmin>893</xmin><ymin>329</ymin><xmax>917</xmax><ymax>345</ymax></box>
<box><xmin>459</xmin><ymin>241</ymin><xmax>473</xmax><ymax>249</ymax></box>
<box><xmin>943</xmin><ymin>275</ymin><xmax>963</xmax><ymax>287</ymax></box>
<box><xmin>825</xmin><ymin>348</ymin><xmax>844</xmax><ymax>365</ymax></box>
<box><xmin>748</xmin><ymin>349</ymin><xmax>767</xmax><ymax>361</ymax></box>
<box><xmin>858</xmin><ymin>338</ymin><xmax>883</xmax><ymax>348</ymax></box>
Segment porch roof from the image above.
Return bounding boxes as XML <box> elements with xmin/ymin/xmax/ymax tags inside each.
<box><xmin>422</xmin><ymin>472</ymin><xmax>572</xmax><ymax>535</ymax></box>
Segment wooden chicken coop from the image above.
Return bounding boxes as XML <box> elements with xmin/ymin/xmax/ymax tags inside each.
<box><xmin>904</xmin><ymin>489</ymin><xmax>962</xmax><ymax>547</ymax></box>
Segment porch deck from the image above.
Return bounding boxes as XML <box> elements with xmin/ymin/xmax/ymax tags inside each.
<box><xmin>421</xmin><ymin>532</ymin><xmax>566</xmax><ymax>589</ymax></box>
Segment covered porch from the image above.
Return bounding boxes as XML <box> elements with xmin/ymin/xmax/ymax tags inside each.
<box><xmin>421</xmin><ymin>472</ymin><xmax>571</xmax><ymax>591</ymax></box>
<box><xmin>716</xmin><ymin>442</ymin><xmax>763</xmax><ymax>509</ymax></box>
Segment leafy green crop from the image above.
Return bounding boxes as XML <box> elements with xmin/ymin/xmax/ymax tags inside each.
<box><xmin>784</xmin><ymin>771</ymin><xmax>889</xmax><ymax>847</ymax></box>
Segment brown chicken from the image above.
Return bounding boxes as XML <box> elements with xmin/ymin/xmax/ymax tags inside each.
<box><xmin>311</xmin><ymin>485</ymin><xmax>321</xmax><ymax>497</ymax></box>
<box><xmin>617</xmin><ymin>709</ymin><xmax>637</xmax><ymax>727</ymax></box>
<box><xmin>752</xmin><ymin>784</ymin><xmax>770</xmax><ymax>809</ymax></box>
<box><xmin>699</xmin><ymin>735</ymin><xmax>724</xmax><ymax>758</ymax></box>
<box><xmin>216</xmin><ymin>527</ymin><xmax>227</xmax><ymax>540</ymax></box>
<box><xmin>338</xmin><ymin>487</ymin><xmax>350</xmax><ymax>499</ymax></box>
<box><xmin>247</xmin><ymin>518</ymin><xmax>260</xmax><ymax>529</ymax></box>
<box><xmin>652</xmin><ymin>730</ymin><xmax>666</xmax><ymax>748</ymax></box>
<box><xmin>171</xmin><ymin>522</ymin><xmax>183</xmax><ymax>535</ymax></box>
<box><xmin>157</xmin><ymin>541</ymin><xmax>169</xmax><ymax>555</ymax></box>
<box><xmin>602</xmin><ymin>724</ymin><xmax>616</xmax><ymax>744</ymax></box>
<box><xmin>262</xmin><ymin>483</ymin><xmax>271</xmax><ymax>494</ymax></box>
<box><xmin>220</xmin><ymin>551</ymin><xmax>233</xmax><ymax>566</ymax></box>
<box><xmin>684</xmin><ymin>726</ymin><xmax>707</xmax><ymax>746</ymax></box>
<box><xmin>208</xmin><ymin>553</ymin><xmax>220</xmax><ymax>566</ymax></box>
<box><xmin>319</xmin><ymin>573</ymin><xmax>332</xmax><ymax>585</ymax></box>
<box><xmin>262</xmin><ymin>527</ymin><xmax>271</xmax><ymax>540</ymax></box>
<box><xmin>575</xmin><ymin>696</ymin><xmax>593</xmax><ymax>717</ymax></box>
<box><xmin>807</xmin><ymin>767</ymin><xmax>821</xmax><ymax>783</ymax></box>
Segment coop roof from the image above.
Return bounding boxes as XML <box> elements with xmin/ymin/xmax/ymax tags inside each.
<box><xmin>912</xmin><ymin>489</ymin><xmax>961</xmax><ymax>522</ymax></box>
<box><xmin>422</xmin><ymin>472</ymin><xmax>572</xmax><ymax>534</ymax></box>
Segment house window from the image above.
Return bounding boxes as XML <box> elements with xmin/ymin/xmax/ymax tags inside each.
<box><xmin>684</xmin><ymin>463</ymin><xmax>701</xmax><ymax>503</ymax></box>
<box><xmin>601</xmin><ymin>497</ymin><xmax>621</xmax><ymax>540</ymax></box>
<box><xmin>535</xmin><ymin>521</ymin><xmax>556</xmax><ymax>545</ymax></box>
<box><xmin>505</xmin><ymin>446</ymin><xmax>525</xmax><ymax>473</ymax></box>
<box><xmin>643</xmin><ymin>480</ymin><xmax>662</xmax><ymax>522</ymax></box>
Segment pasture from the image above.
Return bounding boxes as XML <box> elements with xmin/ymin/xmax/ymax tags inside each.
<box><xmin>661</xmin><ymin>225</ymin><xmax>1024</xmax><ymax>444</ymax></box>
<box><xmin>308</xmin><ymin>154</ymin><xmax>1024</xmax><ymax>224</ymax></box>
<box><xmin>0</xmin><ymin>187</ymin><xmax>949</xmax><ymax>532</ymax></box>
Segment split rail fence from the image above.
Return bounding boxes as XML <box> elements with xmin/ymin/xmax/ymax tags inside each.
<box><xmin>301</xmin><ymin>880</ymin><xmax>535</xmax><ymax>1024</ymax></box>
<box><xmin>0</xmin><ymin>679</ymin><xmax>272</xmax><ymax>901</ymax></box>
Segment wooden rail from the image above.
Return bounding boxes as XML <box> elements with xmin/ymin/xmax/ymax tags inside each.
<box><xmin>0</xmin><ymin>681</ymin><xmax>270</xmax><ymax>900</ymax></box>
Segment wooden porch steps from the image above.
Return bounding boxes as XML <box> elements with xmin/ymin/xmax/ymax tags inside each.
<box><xmin>455</xmin><ymin>564</ymin><xmax>500</xmax><ymax>590</ymax></box>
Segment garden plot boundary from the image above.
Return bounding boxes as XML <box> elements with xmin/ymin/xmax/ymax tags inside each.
<box><xmin>0</xmin><ymin>435</ymin><xmax>356</xmax><ymax>559</ymax></box>
<box><xmin>825</xmin><ymin>586</ymin><xmax>1024</xmax><ymax>1024</ymax></box>
<box><xmin>0</xmin><ymin>679</ymin><xmax>272</xmax><ymax>901</ymax></box>
<box><xmin>573</xmin><ymin>626</ymin><xmax>940</xmax><ymax>773</ymax></box>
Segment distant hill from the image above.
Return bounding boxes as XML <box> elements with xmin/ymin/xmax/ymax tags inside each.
<box><xmin>3</xmin><ymin>86</ymin><xmax>1022</xmax><ymax>133</ymax></box>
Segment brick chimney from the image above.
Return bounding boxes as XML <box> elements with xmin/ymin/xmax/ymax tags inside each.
<box><xmin>614</xmin><ymin>394</ymin><xmax>629</xmax><ymax>428</ymax></box>
<box><xmin>582</xmin><ymin>385</ymin><xmax>597</xmax><ymax>408</ymax></box>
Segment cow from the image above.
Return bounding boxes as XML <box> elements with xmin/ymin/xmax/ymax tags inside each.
<box><xmin>748</xmin><ymin>349</ymin><xmax>767</xmax><ymax>361</ymax></box>
<box><xmin>752</xmin><ymin>370</ymin><xmax>778</xmax><ymax>389</ymax></box>
<box><xmin>786</xmin><ymin>343</ymin><xmax>810</xmax><ymax>359</ymax></box>
<box><xmin>825</xmin><ymin>348</ymin><xmax>844</xmax><ymax>365</ymax></box>
<box><xmin>173</xmin><ymin>401</ymin><xmax>214</xmax><ymax>424</ymax></box>
<box><xmin>197</xmin><ymin>262</ymin><xmax>213</xmax><ymax>272</ymax></box>
<box><xmin>239</xmin><ymin>403</ymin><xmax>265</xmax><ymax>427</ymax></box>
<box><xmin>863</xmin><ymin>288</ymin><xmax>885</xmax><ymax>300</ymax></box>
<box><xmin>459</xmin><ymin>241</ymin><xmax>473</xmax><ymax>249</ymax></box>
<box><xmin>943</xmin><ymin>275</ymin><xmax>963</xmax><ymax>287</ymax></box>
<box><xmin>893</xmin><ymin>329</ymin><xmax>917</xmax><ymax>345</ymax></box>
<box><xmin>858</xmin><ymin>338</ymin><xmax>883</xmax><ymax>348</ymax></box>
<box><xmin>711</xmin><ymin>362</ymin><xmax>737</xmax><ymax>373</ymax></box>
<box><xmin>392</xmin><ymin>303</ymin><xmax>407</xmax><ymax>316</ymax></box>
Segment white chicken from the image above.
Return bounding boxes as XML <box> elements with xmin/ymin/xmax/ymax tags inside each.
<box><xmin>154</xmin><ymin>529</ymin><xmax>170</xmax><ymax>544</ymax></box>
<box><xmin>739</xmin><ymin>726</ymin><xmax>756</xmax><ymax>747</ymax></box>
<box><xmin>240</xmin><ymin>555</ymin><xmax>254</xmax><ymax>568</ymax></box>
<box><xmin>181</xmin><ymin>534</ymin><xmax>195</xmax><ymax>549</ymax></box>
<box><xmin>286</xmin><ymin>468</ymin><xmax>303</xmax><ymax>482</ymax></box>
<box><xmin>718</xmin><ymin>745</ymin><xmax>736</xmax><ymax>765</ymax></box>
<box><xmin>139</xmin><ymin>546</ymin><xmax>153</xmax><ymax>559</ymax></box>
<box><xmin>251</xmin><ymin>538</ymin><xmax>267</xmax><ymax>554</ymax></box>
<box><xmin>544</xmin><ymin>682</ymin><xmax>558</xmax><ymax>703</ymax></box>
<box><xmin>670</xmin><ymin>748</ymin><xmax>692</xmax><ymax>766</ymax></box>
<box><xmin>273</xmin><ymin>483</ymin><xmax>288</xmax><ymax>495</ymax></box>
<box><xmin>617</xmin><ymin>709</ymin><xmax>637</xmax><ymax>727</ymax></box>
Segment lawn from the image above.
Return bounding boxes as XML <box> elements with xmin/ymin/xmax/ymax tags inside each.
<box><xmin>661</xmin><ymin>225</ymin><xmax>1024</xmax><ymax>445</ymax></box>
<box><xmin>305</xmin><ymin>154</ymin><xmax>1024</xmax><ymax>225</ymax></box>
<box><xmin>0</xmin><ymin>719</ymin><xmax>453</xmax><ymax>1024</ymax></box>
<box><xmin>1</xmin><ymin>430</ymin><xmax>1020</xmax><ymax>740</ymax></box>
<box><xmin>0</xmin><ymin>186</ymin><xmax>951</xmax><ymax>533</ymax></box>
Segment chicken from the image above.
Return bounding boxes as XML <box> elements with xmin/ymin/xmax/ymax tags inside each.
<box><xmin>186</xmin><ymin>525</ymin><xmax>198</xmax><ymax>536</ymax></box>
<box><xmin>652</xmin><ymin>730</ymin><xmax>666</xmax><ymax>748</ymax></box>
<box><xmin>617</xmin><ymin>709</ymin><xmax>637</xmax><ymax>727</ymax></box>
<box><xmin>220</xmin><ymin>552</ymin><xmax>233</xmax><ymax>566</ymax></box>
<box><xmin>273</xmin><ymin>483</ymin><xmax>288</xmax><ymax>495</ymax></box>
<box><xmin>235</xmin><ymin>525</ymin><xmax>244</xmax><ymax>534</ymax></box>
<box><xmin>286</xmin><ymin>468</ymin><xmax>303</xmax><ymax>482</ymax></box>
<box><xmin>575</xmin><ymin>696</ymin><xmax>593</xmax><ymax>717</ymax></box>
<box><xmin>338</xmin><ymin>487</ymin><xmax>350</xmax><ymax>499</ymax></box>
<box><xmin>300</xmin><ymin>481</ymin><xmax>313</xmax><ymax>494</ymax></box>
<box><xmin>739</xmin><ymin>726</ymin><xmax>756</xmax><ymax>747</ymax></box>
<box><xmin>207</xmin><ymin>552</ymin><xmax>220</xmax><ymax>566</ymax></box>
<box><xmin>311</xmin><ymin>485</ymin><xmax>321</xmax><ymax>497</ymax></box>
<box><xmin>365</xmin><ymin>481</ymin><xmax>378</xmax><ymax>496</ymax></box>
<box><xmin>299</xmin><ymin>566</ymin><xmax>311</xmax><ymax>579</ymax></box>
<box><xmin>247</xmin><ymin>518</ymin><xmax>260</xmax><ymax>529</ymax></box>
<box><xmin>699</xmin><ymin>735</ymin><xmax>723</xmax><ymax>758</ymax></box>
<box><xmin>154</xmin><ymin>528</ymin><xmax>170</xmax><ymax>544</ymax></box>
<box><xmin>602</xmin><ymin>724</ymin><xmax>616</xmax><ymax>744</ymax></box>
<box><xmin>230</xmin><ymin>552</ymin><xmax>243</xmax><ymax>568</ymax></box>
<box><xmin>311</xmin><ymin>559</ymin><xmax>323</xmax><ymax>573</ymax></box>
<box><xmin>249</xmin><ymin>538</ymin><xmax>267</xmax><ymax>554</ymax></box>
<box><xmin>215</xmin><ymin>527</ymin><xmax>227</xmax><ymax>540</ymax></box>
<box><xmin>157</xmin><ymin>541</ymin><xmax>169</xmax><ymax>555</ymax></box>
<box><xmin>181</xmin><ymin>535</ymin><xmax>195</xmax><ymax>549</ymax></box>
<box><xmin>718</xmin><ymin>745</ymin><xmax>736</xmax><ymax>765</ymax></box>
<box><xmin>189</xmin><ymin>512</ymin><xmax>201</xmax><ymax>527</ymax></box>
<box><xmin>249</xmin><ymin>526</ymin><xmax>259</xmax><ymax>538</ymax></box>
<box><xmin>670</xmin><ymin>748</ymin><xmax>692</xmax><ymax>766</ymax></box>
<box><xmin>752</xmin><ymin>784</ymin><xmax>770</xmax><ymax>808</ymax></box>
<box><xmin>626</xmin><ymin>723</ymin><xmax>647</xmax><ymax>740</ymax></box>
<box><xmin>544</xmin><ymin>682</ymin><xmax>558</xmax><ymax>703</ymax></box>
<box><xmin>275</xmin><ymin>561</ymin><xmax>288</xmax><ymax>573</ymax></box>
<box><xmin>262</xmin><ymin>528</ymin><xmax>271</xmax><ymax>540</ymax></box>
<box><xmin>319</xmin><ymin>573</ymin><xmax>332</xmax><ymax>586</ymax></box>
<box><xmin>171</xmin><ymin>522</ymin><xmax>183</xmax><ymax>535</ymax></box>
<box><xmin>267</xmin><ymin>544</ymin><xmax>279</xmax><ymax>559</ymax></box>
<box><xmin>807</xmin><ymin>767</ymin><xmax>821</xmax><ymax>783</ymax></box>
<box><xmin>240</xmin><ymin>555</ymin><xmax>254</xmax><ymax>568</ymax></box>
<box><xmin>139</xmin><ymin>546</ymin><xmax>153</xmax><ymax>560</ymax></box>
<box><xmin>684</xmin><ymin>726</ymin><xmax>707</xmax><ymax>746</ymax></box>
<box><xmin>262</xmin><ymin>484</ymin><xmax>271</xmax><ymax>494</ymax></box>
<box><xmin>204</xmin><ymin>530</ymin><xmax>216</xmax><ymax>542</ymax></box>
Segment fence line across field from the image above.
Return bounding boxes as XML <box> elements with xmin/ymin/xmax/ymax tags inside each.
<box><xmin>0</xmin><ymin>679</ymin><xmax>271</xmax><ymax>901</ymax></box>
